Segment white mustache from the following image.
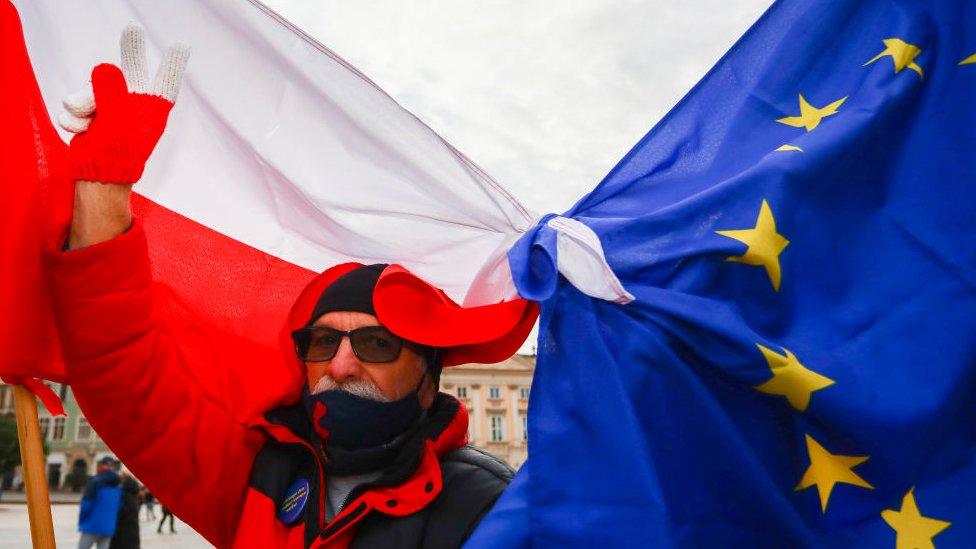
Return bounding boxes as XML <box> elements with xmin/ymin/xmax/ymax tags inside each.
<box><xmin>312</xmin><ymin>376</ymin><xmax>389</xmax><ymax>402</ymax></box>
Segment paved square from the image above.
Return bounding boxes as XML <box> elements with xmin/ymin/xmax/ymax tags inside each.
<box><xmin>0</xmin><ymin>504</ymin><xmax>212</xmax><ymax>548</ymax></box>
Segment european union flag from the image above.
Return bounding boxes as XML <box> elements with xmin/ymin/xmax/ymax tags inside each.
<box><xmin>469</xmin><ymin>0</ymin><xmax>976</xmax><ymax>547</ymax></box>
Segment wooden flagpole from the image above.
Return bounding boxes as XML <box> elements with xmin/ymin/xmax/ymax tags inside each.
<box><xmin>12</xmin><ymin>385</ymin><xmax>56</xmax><ymax>549</ymax></box>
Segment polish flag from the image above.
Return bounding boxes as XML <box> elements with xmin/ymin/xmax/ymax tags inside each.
<box><xmin>9</xmin><ymin>0</ymin><xmax>536</xmax><ymax>397</ymax></box>
<box><xmin>9</xmin><ymin>0</ymin><xmax>628</xmax><ymax>418</ymax></box>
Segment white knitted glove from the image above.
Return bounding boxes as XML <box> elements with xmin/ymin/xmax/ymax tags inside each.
<box><xmin>58</xmin><ymin>24</ymin><xmax>190</xmax><ymax>134</ymax></box>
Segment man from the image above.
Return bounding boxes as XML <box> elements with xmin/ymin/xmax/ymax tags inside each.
<box><xmin>78</xmin><ymin>456</ymin><xmax>122</xmax><ymax>549</ymax></box>
<box><xmin>46</xmin><ymin>27</ymin><xmax>536</xmax><ymax>548</ymax></box>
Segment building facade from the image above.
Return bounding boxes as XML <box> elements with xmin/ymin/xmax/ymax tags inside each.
<box><xmin>0</xmin><ymin>382</ymin><xmax>112</xmax><ymax>491</ymax></box>
<box><xmin>440</xmin><ymin>355</ymin><xmax>534</xmax><ymax>470</ymax></box>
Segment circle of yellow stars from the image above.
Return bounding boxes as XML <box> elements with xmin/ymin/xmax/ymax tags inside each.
<box><xmin>707</xmin><ymin>33</ymin><xmax>973</xmax><ymax>547</ymax></box>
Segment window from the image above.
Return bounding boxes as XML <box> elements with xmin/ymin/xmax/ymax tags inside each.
<box><xmin>488</xmin><ymin>386</ymin><xmax>501</xmax><ymax>400</ymax></box>
<box><xmin>489</xmin><ymin>415</ymin><xmax>504</xmax><ymax>442</ymax></box>
<box><xmin>521</xmin><ymin>414</ymin><xmax>528</xmax><ymax>442</ymax></box>
<box><xmin>456</xmin><ymin>386</ymin><xmax>468</xmax><ymax>399</ymax></box>
<box><xmin>52</xmin><ymin>417</ymin><xmax>66</xmax><ymax>441</ymax></box>
<box><xmin>76</xmin><ymin>417</ymin><xmax>94</xmax><ymax>441</ymax></box>
<box><xmin>39</xmin><ymin>417</ymin><xmax>51</xmax><ymax>440</ymax></box>
<box><xmin>519</xmin><ymin>387</ymin><xmax>530</xmax><ymax>400</ymax></box>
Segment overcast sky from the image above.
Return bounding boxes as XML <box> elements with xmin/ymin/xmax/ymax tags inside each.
<box><xmin>257</xmin><ymin>1</ymin><xmax>773</xmax><ymax>354</ymax></box>
<box><xmin>262</xmin><ymin>1</ymin><xmax>773</xmax><ymax>215</ymax></box>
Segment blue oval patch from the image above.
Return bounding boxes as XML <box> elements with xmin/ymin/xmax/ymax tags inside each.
<box><xmin>277</xmin><ymin>478</ymin><xmax>310</xmax><ymax>525</ymax></box>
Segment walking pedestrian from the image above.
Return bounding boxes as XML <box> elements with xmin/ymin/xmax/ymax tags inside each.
<box><xmin>141</xmin><ymin>490</ymin><xmax>156</xmax><ymax>521</ymax></box>
<box><xmin>156</xmin><ymin>506</ymin><xmax>175</xmax><ymax>534</ymax></box>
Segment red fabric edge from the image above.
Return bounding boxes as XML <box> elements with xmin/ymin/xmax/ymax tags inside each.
<box><xmin>374</xmin><ymin>265</ymin><xmax>538</xmax><ymax>365</ymax></box>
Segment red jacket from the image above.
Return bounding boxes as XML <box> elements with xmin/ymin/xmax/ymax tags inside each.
<box><xmin>46</xmin><ymin>221</ymin><xmax>508</xmax><ymax>548</ymax></box>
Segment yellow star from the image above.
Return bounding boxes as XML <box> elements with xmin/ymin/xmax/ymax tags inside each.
<box><xmin>864</xmin><ymin>38</ymin><xmax>924</xmax><ymax>78</ymax></box>
<box><xmin>796</xmin><ymin>434</ymin><xmax>874</xmax><ymax>513</ymax></box>
<box><xmin>776</xmin><ymin>94</ymin><xmax>847</xmax><ymax>132</ymax></box>
<box><xmin>961</xmin><ymin>53</ymin><xmax>976</xmax><ymax>65</ymax></box>
<box><xmin>715</xmin><ymin>200</ymin><xmax>790</xmax><ymax>291</ymax></box>
<box><xmin>881</xmin><ymin>488</ymin><xmax>951</xmax><ymax>549</ymax></box>
<box><xmin>754</xmin><ymin>344</ymin><xmax>834</xmax><ymax>411</ymax></box>
<box><xmin>775</xmin><ymin>144</ymin><xmax>804</xmax><ymax>153</ymax></box>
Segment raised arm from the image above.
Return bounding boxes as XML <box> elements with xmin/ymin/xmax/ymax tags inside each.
<box><xmin>48</xmin><ymin>27</ymin><xmax>261</xmax><ymax>547</ymax></box>
<box><xmin>67</xmin><ymin>179</ymin><xmax>131</xmax><ymax>249</ymax></box>
<box><xmin>60</xmin><ymin>22</ymin><xmax>189</xmax><ymax>250</ymax></box>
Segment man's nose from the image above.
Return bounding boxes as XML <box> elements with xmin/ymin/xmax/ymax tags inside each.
<box><xmin>325</xmin><ymin>337</ymin><xmax>363</xmax><ymax>382</ymax></box>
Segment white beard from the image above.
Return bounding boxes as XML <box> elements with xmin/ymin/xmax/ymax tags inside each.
<box><xmin>311</xmin><ymin>376</ymin><xmax>389</xmax><ymax>402</ymax></box>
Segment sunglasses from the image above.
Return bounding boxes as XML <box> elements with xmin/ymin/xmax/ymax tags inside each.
<box><xmin>291</xmin><ymin>326</ymin><xmax>418</xmax><ymax>363</ymax></box>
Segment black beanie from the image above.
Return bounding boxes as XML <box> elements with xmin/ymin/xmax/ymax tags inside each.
<box><xmin>306</xmin><ymin>264</ymin><xmax>387</xmax><ymax>324</ymax></box>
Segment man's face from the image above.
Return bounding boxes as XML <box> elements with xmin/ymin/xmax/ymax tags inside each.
<box><xmin>305</xmin><ymin>311</ymin><xmax>434</xmax><ymax>406</ymax></box>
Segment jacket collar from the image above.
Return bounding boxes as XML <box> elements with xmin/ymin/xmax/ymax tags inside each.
<box><xmin>251</xmin><ymin>392</ymin><xmax>469</xmax><ymax>544</ymax></box>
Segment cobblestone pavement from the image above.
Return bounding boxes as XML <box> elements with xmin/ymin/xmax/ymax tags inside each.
<box><xmin>0</xmin><ymin>504</ymin><xmax>212</xmax><ymax>548</ymax></box>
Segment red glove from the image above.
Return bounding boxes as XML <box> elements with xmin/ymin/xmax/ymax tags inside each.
<box><xmin>62</xmin><ymin>25</ymin><xmax>190</xmax><ymax>184</ymax></box>
<box><xmin>67</xmin><ymin>63</ymin><xmax>173</xmax><ymax>184</ymax></box>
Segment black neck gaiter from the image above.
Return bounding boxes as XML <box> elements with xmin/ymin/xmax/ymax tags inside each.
<box><xmin>302</xmin><ymin>386</ymin><xmax>424</xmax><ymax>475</ymax></box>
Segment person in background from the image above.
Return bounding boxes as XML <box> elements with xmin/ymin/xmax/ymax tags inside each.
<box><xmin>109</xmin><ymin>470</ymin><xmax>142</xmax><ymax>549</ymax></box>
<box><xmin>78</xmin><ymin>456</ymin><xmax>122</xmax><ymax>549</ymax></box>
<box><xmin>157</xmin><ymin>506</ymin><xmax>176</xmax><ymax>535</ymax></box>
<box><xmin>141</xmin><ymin>489</ymin><xmax>156</xmax><ymax>521</ymax></box>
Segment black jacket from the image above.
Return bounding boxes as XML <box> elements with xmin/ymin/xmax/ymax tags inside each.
<box><xmin>108</xmin><ymin>476</ymin><xmax>141</xmax><ymax>549</ymax></box>
<box><xmin>251</xmin><ymin>393</ymin><xmax>514</xmax><ymax>548</ymax></box>
<box><xmin>350</xmin><ymin>445</ymin><xmax>515</xmax><ymax>548</ymax></box>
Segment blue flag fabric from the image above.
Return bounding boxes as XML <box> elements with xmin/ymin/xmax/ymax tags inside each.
<box><xmin>468</xmin><ymin>0</ymin><xmax>976</xmax><ymax>547</ymax></box>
